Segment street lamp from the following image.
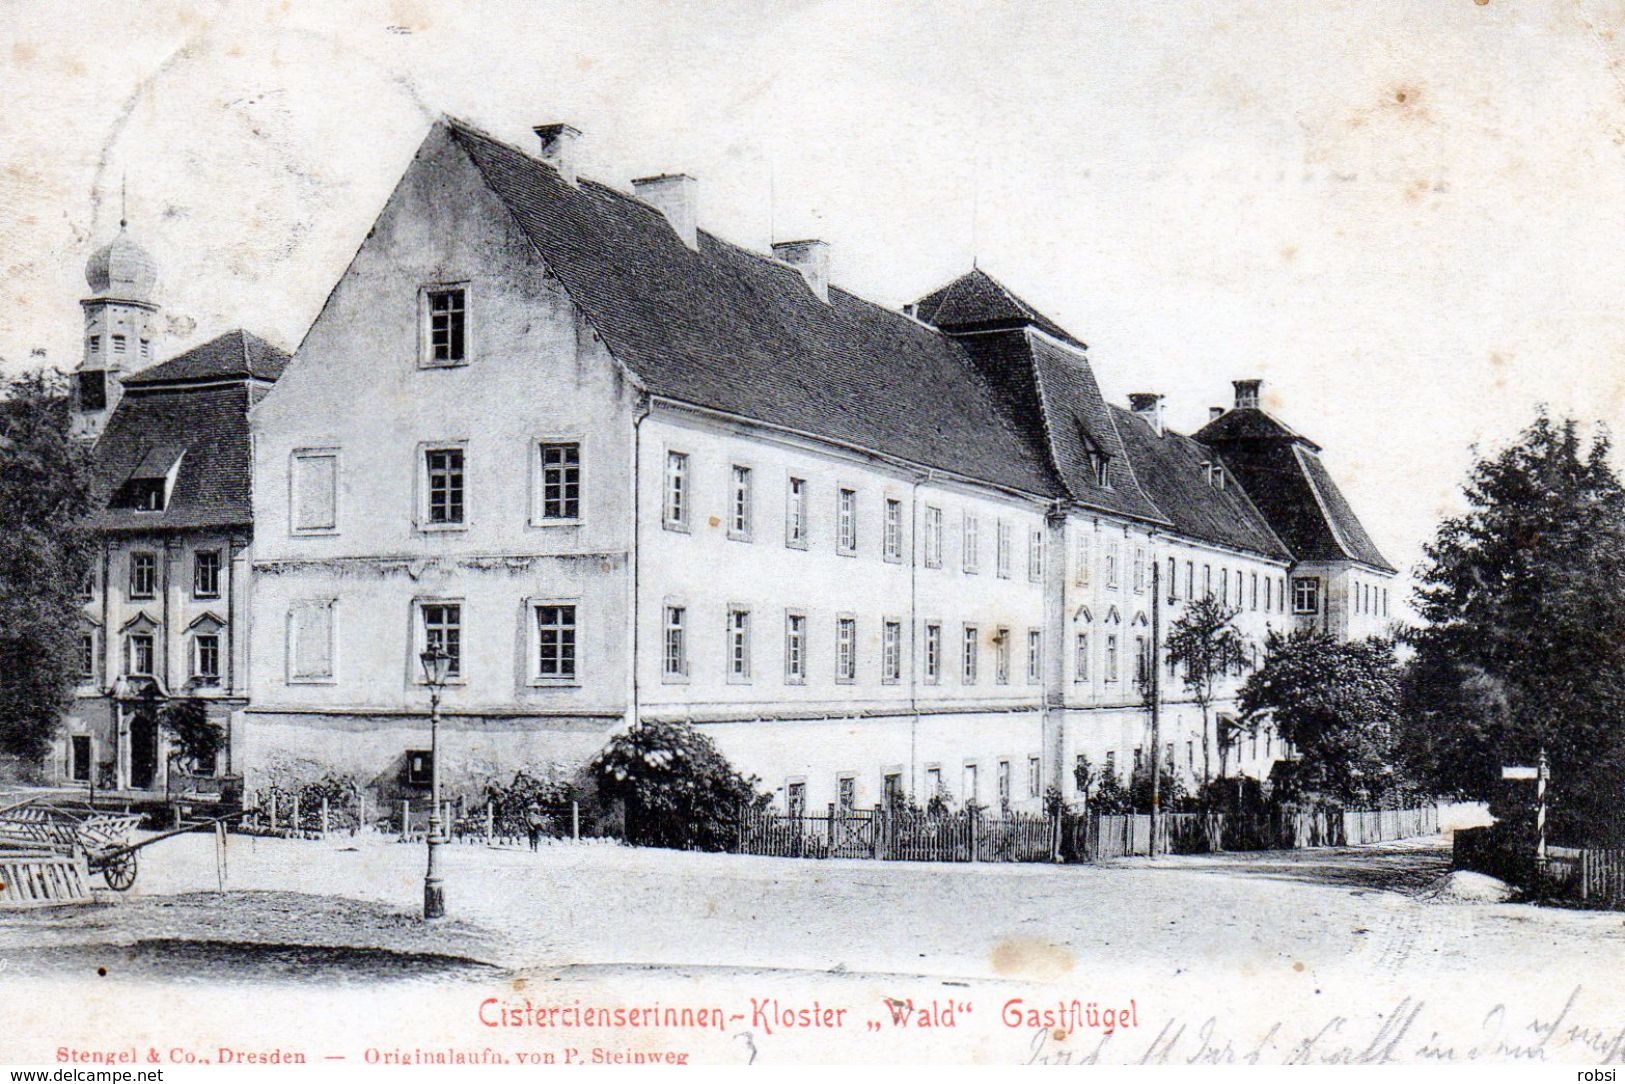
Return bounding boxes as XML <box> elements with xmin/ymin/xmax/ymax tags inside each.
<box><xmin>419</xmin><ymin>645</ymin><xmax>453</xmax><ymax>920</ymax></box>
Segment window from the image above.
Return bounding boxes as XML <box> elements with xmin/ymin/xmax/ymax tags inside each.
<box><xmin>924</xmin><ymin>623</ymin><xmax>942</xmax><ymax>684</ymax></box>
<box><xmin>534</xmin><ymin>604</ymin><xmax>578</xmax><ymax>681</ymax></box>
<box><xmin>1028</xmin><ymin>756</ymin><xmax>1042</xmax><ymax>799</ymax></box>
<box><xmin>1134</xmin><ymin>635</ymin><xmax>1149</xmax><ymax>686</ymax></box>
<box><xmin>423</xmin><ymin>447</ymin><xmax>465</xmax><ymax>526</ymax></box>
<box><xmin>883</xmin><ymin>771</ymin><xmax>903</xmax><ymax>810</ymax></box>
<box><xmin>663</xmin><ymin>606</ymin><xmax>688</xmax><ymax>679</ymax></box>
<box><xmin>882</xmin><ymin>620</ymin><xmax>902</xmax><ymax>684</ymax></box>
<box><xmin>1074</xmin><ymin>632</ymin><xmax>1089</xmax><ymax>682</ymax></box>
<box><xmin>127</xmin><ymin>633</ymin><xmax>155</xmax><ymax>677</ymax></box>
<box><xmin>1104</xmin><ymin>634</ymin><xmax>1119</xmax><ymax>683</ymax></box>
<box><xmin>111</xmin><ymin>334</ymin><xmax>127</xmax><ymax>355</ymax></box>
<box><xmin>1028</xmin><ymin>529</ymin><xmax>1045</xmax><ymax>582</ymax></box>
<box><xmin>1074</xmin><ymin>754</ymin><xmax>1088</xmax><ymax>794</ymax></box>
<box><xmin>926</xmin><ymin>766</ymin><xmax>943</xmax><ymax>799</ymax></box>
<box><xmin>128</xmin><ymin>552</ymin><xmax>157</xmax><ymax>599</ymax></box>
<box><xmin>963</xmin><ymin>763</ymin><xmax>980</xmax><ymax>805</ymax></box>
<box><xmin>193</xmin><ymin>633</ymin><xmax>221</xmax><ymax>684</ymax></box>
<box><xmin>1132</xmin><ymin>546</ymin><xmax>1146</xmax><ymax>593</ymax></box>
<box><xmin>836</xmin><ymin>617</ymin><xmax>857</xmax><ymax>683</ymax></box>
<box><xmin>1104</xmin><ymin>751</ymin><xmax>1117</xmax><ymax>781</ymax></box>
<box><xmin>290</xmin><ymin>449</ymin><xmax>339</xmax><ymax>533</ymax></box>
<box><xmin>425</xmin><ymin>287</ymin><xmax>467</xmax><ymax>366</ymax></box>
<box><xmin>538</xmin><ymin>443</ymin><xmax>581</xmax><ymax>521</ymax></box>
<box><xmin>785</xmin><ymin>612</ymin><xmax>807</xmax><ymax>684</ymax></box>
<box><xmin>1088</xmin><ymin>449</ymin><xmax>1111</xmax><ymax>487</ymax></box>
<box><xmin>1186</xmin><ymin>560</ymin><xmax>1195</xmax><ymax>601</ymax></box>
<box><xmin>727</xmin><ymin>607</ymin><xmax>752</xmax><ymax>681</ymax></box>
<box><xmin>1026</xmin><ymin>629</ymin><xmax>1043</xmax><ymax>684</ymax></box>
<box><xmin>787</xmin><ymin>781</ymin><xmax>807</xmax><ymax>818</ymax></box>
<box><xmin>78</xmin><ymin>632</ymin><xmax>97</xmax><ymax>680</ymax></box>
<box><xmin>79</xmin><ymin>565</ymin><xmax>96</xmax><ymax>601</ymax></box>
<box><xmin>1280</xmin><ymin>577</ymin><xmax>1288</xmax><ymax>613</ymax></box>
<box><xmin>1264</xmin><ymin>576</ymin><xmax>1273</xmax><ymax>612</ymax></box>
<box><xmin>1382</xmin><ymin>588</ymin><xmax>1389</xmax><ymax>617</ymax></box>
<box><xmin>838</xmin><ymin>776</ymin><xmax>857</xmax><ymax>815</ymax></box>
<box><xmin>923</xmin><ymin>505</ymin><xmax>943</xmax><ymax>568</ymax></box>
<box><xmin>838</xmin><ymin>488</ymin><xmax>859</xmax><ymax>554</ymax></box>
<box><xmin>1250</xmin><ymin>573</ymin><xmax>1258</xmax><ymax>611</ymax></box>
<box><xmin>1236</xmin><ymin>570</ymin><xmax>1245</xmax><ymax>606</ymax></box>
<box><xmin>664</xmin><ymin>452</ymin><xmax>690</xmax><ymax>529</ymax></box>
<box><xmin>406</xmin><ymin>750</ymin><xmax>434</xmax><ymax>787</ymax></box>
<box><xmin>139</xmin><ymin>338</ymin><xmax>151</xmax><ymax>359</ymax></box>
<box><xmin>729</xmin><ymin>465</ymin><xmax>753</xmax><ymax>540</ymax></box>
<box><xmin>997</xmin><ymin>760</ymin><xmax>1012</xmax><ymax>810</ymax></box>
<box><xmin>419</xmin><ymin>602</ymin><xmax>462</xmax><ymax>679</ymax></box>
<box><xmin>88</xmin><ymin>335</ymin><xmax>101</xmax><ymax>355</ymax></box>
<box><xmin>962</xmin><ymin>513</ymin><xmax>980</xmax><ymax>574</ymax></box>
<box><xmin>1293</xmin><ymin>577</ymin><xmax>1320</xmax><ymax>615</ymax></box>
<box><xmin>994</xmin><ymin>627</ymin><xmax>1011</xmax><ymax>685</ymax></box>
<box><xmin>1203</xmin><ymin>564</ymin><xmax>1213</xmax><ymax>598</ymax></box>
<box><xmin>1105</xmin><ymin>543</ymin><xmax>1119</xmax><ymax>588</ymax></box>
<box><xmin>288</xmin><ymin>600</ymin><xmax>336</xmax><ymax>682</ymax></box>
<box><xmin>786</xmin><ymin>478</ymin><xmax>808</xmax><ymax>548</ymax></box>
<box><xmin>1221</xmin><ymin>567</ymin><xmax>1229</xmax><ymax>606</ymax></box>
<box><xmin>884</xmin><ymin>498</ymin><xmax>904</xmax><ymax>561</ymax></box>
<box><xmin>1000</xmin><ymin>521</ymin><xmax>1015</xmax><ymax>579</ymax></box>
<box><xmin>77</xmin><ymin>371</ymin><xmax>106</xmax><ymax>411</ymax></box>
<box><xmin>962</xmin><ymin>625</ymin><xmax>979</xmax><ymax>684</ymax></box>
<box><xmin>1167</xmin><ymin>556</ymin><xmax>1179</xmax><ymax>601</ymax></box>
<box><xmin>193</xmin><ymin>550</ymin><xmax>221</xmax><ymax>598</ymax></box>
<box><xmin>70</xmin><ymin>735</ymin><xmax>92</xmax><ymax>783</ymax></box>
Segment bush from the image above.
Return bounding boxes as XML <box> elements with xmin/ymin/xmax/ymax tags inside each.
<box><xmin>589</xmin><ymin>720</ymin><xmax>770</xmax><ymax>851</ymax></box>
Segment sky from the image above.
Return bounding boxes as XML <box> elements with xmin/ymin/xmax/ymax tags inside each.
<box><xmin>3</xmin><ymin>0</ymin><xmax>1624</xmax><ymax>589</ymax></box>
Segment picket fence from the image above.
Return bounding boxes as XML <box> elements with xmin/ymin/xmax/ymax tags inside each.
<box><xmin>738</xmin><ymin>803</ymin><xmax>1439</xmax><ymax>864</ymax></box>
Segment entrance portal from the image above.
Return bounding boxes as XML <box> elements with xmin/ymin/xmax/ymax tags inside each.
<box><xmin>129</xmin><ymin>713</ymin><xmax>159</xmax><ymax>790</ymax></box>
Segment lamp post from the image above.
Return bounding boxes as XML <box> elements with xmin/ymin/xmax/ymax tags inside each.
<box><xmin>419</xmin><ymin>645</ymin><xmax>452</xmax><ymax>920</ymax></box>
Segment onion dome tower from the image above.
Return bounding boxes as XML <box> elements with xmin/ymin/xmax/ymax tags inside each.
<box><xmin>73</xmin><ymin>204</ymin><xmax>161</xmax><ymax>441</ymax></box>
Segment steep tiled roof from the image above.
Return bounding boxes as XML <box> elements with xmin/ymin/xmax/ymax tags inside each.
<box><xmin>1195</xmin><ymin>407</ymin><xmax>1392</xmax><ymax>572</ymax></box>
<box><xmin>1110</xmin><ymin>406</ymin><xmax>1291</xmax><ymax>561</ymax></box>
<box><xmin>123</xmin><ymin>330</ymin><xmax>289</xmax><ymax>387</ymax></box>
<box><xmin>446</xmin><ymin>122</ymin><xmax>1062</xmax><ymax>500</ymax></box>
<box><xmin>89</xmin><ymin>383</ymin><xmax>256</xmax><ymax>532</ymax></box>
<box><xmin>87</xmin><ymin>329</ymin><xmax>283</xmax><ymax>532</ymax></box>
<box><xmin>911</xmin><ymin>268</ymin><xmax>1083</xmax><ymax>348</ymax></box>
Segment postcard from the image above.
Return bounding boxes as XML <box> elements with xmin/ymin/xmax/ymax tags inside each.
<box><xmin>2</xmin><ymin>0</ymin><xmax>1624</xmax><ymax>1070</ymax></box>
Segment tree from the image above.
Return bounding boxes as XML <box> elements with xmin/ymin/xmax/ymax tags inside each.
<box><xmin>158</xmin><ymin>699</ymin><xmax>224</xmax><ymax>775</ymax></box>
<box><xmin>0</xmin><ymin>369</ymin><xmax>96</xmax><ymax>776</ymax></box>
<box><xmin>588</xmin><ymin>719</ymin><xmax>770</xmax><ymax>851</ymax></box>
<box><xmin>1165</xmin><ymin>595</ymin><xmax>1251</xmax><ymax>806</ymax></box>
<box><xmin>1404</xmin><ymin>412</ymin><xmax>1625</xmax><ymax>841</ymax></box>
<box><xmin>1239</xmin><ymin>629</ymin><xmax>1407</xmax><ymax>805</ymax></box>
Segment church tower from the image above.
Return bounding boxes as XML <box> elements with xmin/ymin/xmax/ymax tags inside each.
<box><xmin>73</xmin><ymin>211</ymin><xmax>160</xmax><ymax>441</ymax></box>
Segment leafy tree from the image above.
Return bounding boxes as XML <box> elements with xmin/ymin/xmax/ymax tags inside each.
<box><xmin>158</xmin><ymin>698</ymin><xmax>224</xmax><ymax>774</ymax></box>
<box><xmin>1239</xmin><ymin>629</ymin><xmax>1407</xmax><ymax>805</ymax></box>
<box><xmin>1404</xmin><ymin>412</ymin><xmax>1625</xmax><ymax>841</ymax></box>
<box><xmin>0</xmin><ymin>369</ymin><xmax>96</xmax><ymax>776</ymax></box>
<box><xmin>1165</xmin><ymin>595</ymin><xmax>1251</xmax><ymax>805</ymax></box>
<box><xmin>589</xmin><ymin>719</ymin><xmax>770</xmax><ymax>851</ymax></box>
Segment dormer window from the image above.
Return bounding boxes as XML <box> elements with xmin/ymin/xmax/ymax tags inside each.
<box><xmin>1087</xmin><ymin>449</ymin><xmax>1111</xmax><ymax>488</ymax></box>
<box><xmin>110</xmin><ymin>445</ymin><xmax>185</xmax><ymax>513</ymax></box>
<box><xmin>1201</xmin><ymin>461</ymin><xmax>1226</xmax><ymax>490</ymax></box>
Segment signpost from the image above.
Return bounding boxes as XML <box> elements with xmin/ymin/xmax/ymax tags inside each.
<box><xmin>1502</xmin><ymin>747</ymin><xmax>1550</xmax><ymax>862</ymax></box>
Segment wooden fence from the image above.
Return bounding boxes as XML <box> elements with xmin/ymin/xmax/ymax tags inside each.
<box><xmin>740</xmin><ymin>803</ymin><xmax>1439</xmax><ymax>864</ymax></box>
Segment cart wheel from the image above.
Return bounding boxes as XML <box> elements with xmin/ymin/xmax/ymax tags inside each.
<box><xmin>102</xmin><ymin>851</ymin><xmax>137</xmax><ymax>891</ymax></box>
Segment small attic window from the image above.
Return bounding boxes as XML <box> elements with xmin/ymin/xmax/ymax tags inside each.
<box><xmin>1200</xmin><ymin>460</ymin><xmax>1226</xmax><ymax>490</ymax></box>
<box><xmin>110</xmin><ymin>445</ymin><xmax>186</xmax><ymax>513</ymax></box>
<box><xmin>1088</xmin><ymin>450</ymin><xmax>1111</xmax><ymax>489</ymax></box>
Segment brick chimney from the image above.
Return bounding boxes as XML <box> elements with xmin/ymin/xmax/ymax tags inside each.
<box><xmin>1128</xmin><ymin>392</ymin><xmax>1165</xmax><ymax>436</ymax></box>
<box><xmin>1233</xmin><ymin>379</ymin><xmax>1263</xmax><ymax>411</ymax></box>
<box><xmin>772</xmin><ymin>239</ymin><xmax>830</xmax><ymax>303</ymax></box>
<box><xmin>633</xmin><ymin>173</ymin><xmax>698</xmax><ymax>249</ymax></box>
<box><xmin>534</xmin><ymin>123</ymin><xmax>582</xmax><ymax>186</ymax></box>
